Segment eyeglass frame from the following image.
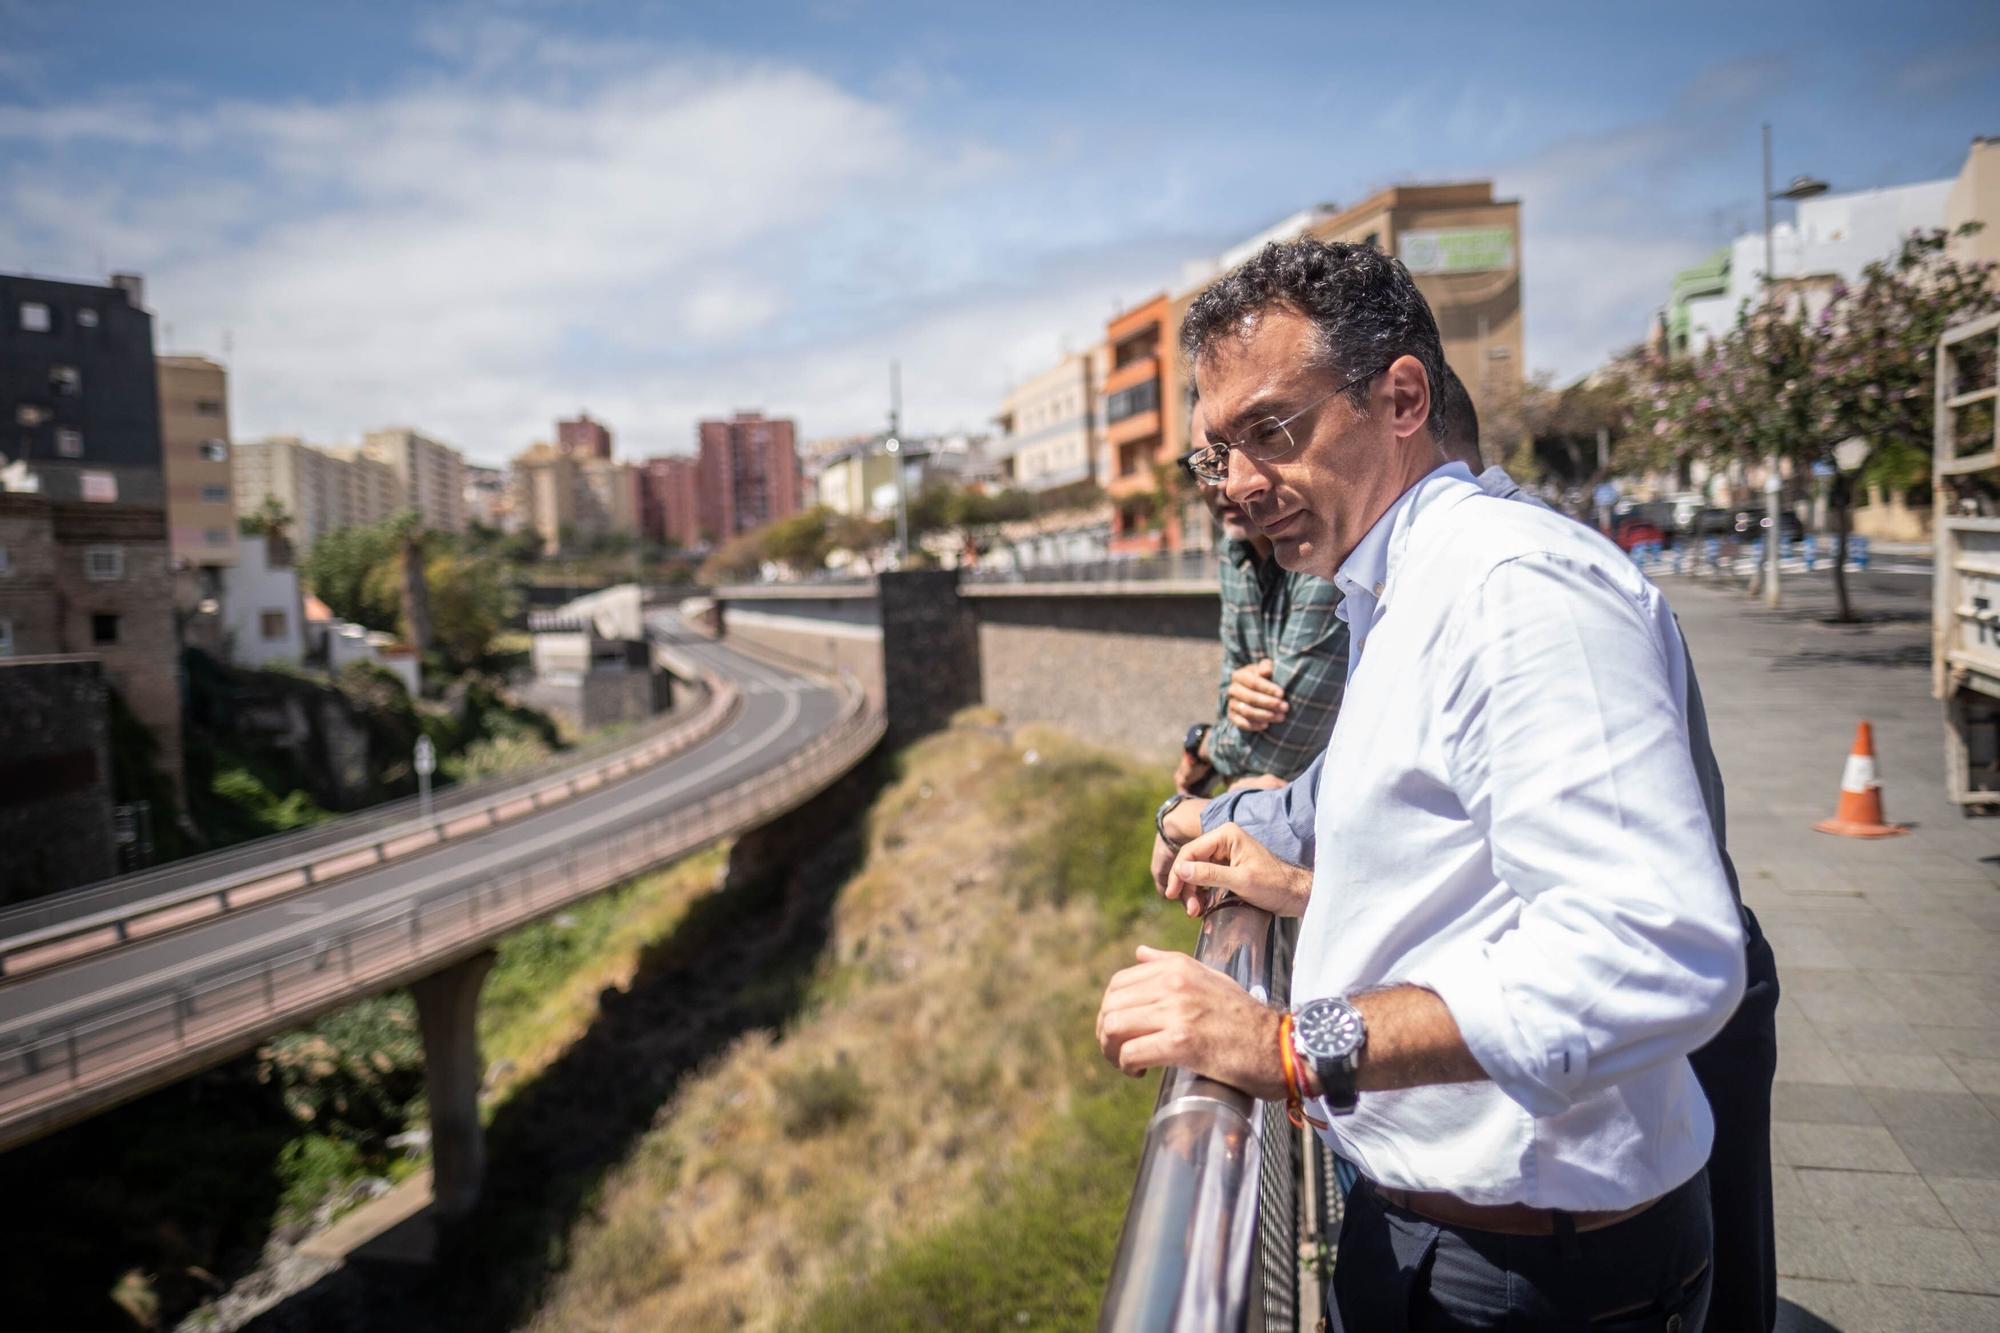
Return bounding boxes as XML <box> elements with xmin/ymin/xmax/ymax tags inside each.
<box><xmin>1181</xmin><ymin>363</ymin><xmax>1385</xmax><ymax>485</ymax></box>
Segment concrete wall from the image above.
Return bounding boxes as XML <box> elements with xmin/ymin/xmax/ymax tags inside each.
<box><xmin>0</xmin><ymin>656</ymin><xmax>116</xmax><ymax>902</ymax></box>
<box><xmin>713</xmin><ymin>575</ymin><xmax>1227</xmax><ymax>764</ymax></box>
<box><xmin>966</xmin><ymin>585</ymin><xmax>1218</xmax><ymax>762</ymax></box>
<box><xmin>220</xmin><ymin>533</ymin><xmax>305</xmax><ymax>669</ymax></box>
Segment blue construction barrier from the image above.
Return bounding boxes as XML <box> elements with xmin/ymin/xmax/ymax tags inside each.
<box><xmin>1848</xmin><ymin>535</ymin><xmax>1870</xmax><ymax>570</ymax></box>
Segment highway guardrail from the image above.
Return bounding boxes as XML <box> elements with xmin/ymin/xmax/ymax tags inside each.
<box><xmin>0</xmin><ymin>647</ymin><xmax>742</xmax><ymax>979</ymax></box>
<box><xmin>0</xmin><ymin>677</ymin><xmax>882</xmax><ymax>1151</ymax></box>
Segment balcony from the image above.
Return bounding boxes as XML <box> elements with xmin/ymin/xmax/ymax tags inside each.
<box><xmin>1101</xmin><ymin>354</ymin><xmax>1160</xmax><ymax>398</ymax></box>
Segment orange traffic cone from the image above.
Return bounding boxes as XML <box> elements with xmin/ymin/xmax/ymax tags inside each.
<box><xmin>1813</xmin><ymin>722</ymin><xmax>1909</xmax><ymax>838</ymax></box>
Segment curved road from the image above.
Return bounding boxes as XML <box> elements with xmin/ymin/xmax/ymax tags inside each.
<box><xmin>0</xmin><ymin>620</ymin><xmax>848</xmax><ymax>1129</ymax></box>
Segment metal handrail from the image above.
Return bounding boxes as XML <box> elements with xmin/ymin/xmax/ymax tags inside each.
<box><xmin>1100</xmin><ymin>900</ymin><xmax>1295</xmax><ymax>1332</ymax></box>
<box><xmin>0</xmin><ymin>683</ymin><xmax>884</xmax><ymax>1150</ymax></box>
<box><xmin>962</xmin><ymin>549</ymin><xmax>1220</xmax><ymax>587</ymax></box>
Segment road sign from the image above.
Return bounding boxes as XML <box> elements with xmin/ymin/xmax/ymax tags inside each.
<box><xmin>414</xmin><ymin>736</ymin><xmax>436</xmax><ymax>776</ymax></box>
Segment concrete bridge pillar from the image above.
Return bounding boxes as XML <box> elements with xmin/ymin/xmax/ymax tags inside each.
<box><xmin>412</xmin><ymin>948</ymin><xmax>496</xmax><ymax>1219</ymax></box>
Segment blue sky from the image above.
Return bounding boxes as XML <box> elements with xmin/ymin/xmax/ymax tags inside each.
<box><xmin>2</xmin><ymin>0</ymin><xmax>1995</xmax><ymax>464</ymax></box>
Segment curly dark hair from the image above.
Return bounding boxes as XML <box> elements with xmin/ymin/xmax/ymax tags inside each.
<box><xmin>1179</xmin><ymin>236</ymin><xmax>1447</xmax><ymax>438</ymax></box>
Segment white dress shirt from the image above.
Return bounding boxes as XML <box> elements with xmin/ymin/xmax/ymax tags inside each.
<box><xmin>1298</xmin><ymin>462</ymin><xmax>1746</xmax><ymax>1210</ymax></box>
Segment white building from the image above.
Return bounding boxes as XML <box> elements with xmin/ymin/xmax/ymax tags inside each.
<box><xmin>217</xmin><ymin>533</ymin><xmax>305</xmax><ymax>669</ymax></box>
<box><xmin>992</xmin><ymin>351</ymin><xmax>1100</xmax><ymax>492</ymax></box>
<box><xmin>360</xmin><ymin>427</ymin><xmax>467</xmax><ymax>534</ymax></box>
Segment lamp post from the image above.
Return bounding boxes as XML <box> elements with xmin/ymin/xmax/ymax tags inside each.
<box><xmin>1759</xmin><ymin>123</ymin><xmax>1830</xmax><ymax>608</ymax></box>
<box><xmin>884</xmin><ymin>360</ymin><xmax>910</xmax><ymax>564</ymax></box>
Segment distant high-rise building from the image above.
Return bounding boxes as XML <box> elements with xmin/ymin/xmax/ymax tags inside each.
<box><xmin>638</xmin><ymin>455</ymin><xmax>701</xmax><ymax>548</ymax></box>
<box><xmin>233</xmin><ymin>436</ymin><xmax>404</xmax><ymax>553</ymax></box>
<box><xmin>577</xmin><ymin>458</ymin><xmax>641</xmax><ymax>539</ymax></box>
<box><xmin>463</xmin><ymin>463</ymin><xmax>514</xmax><ymax>530</ymax></box>
<box><xmin>696</xmin><ymin>411</ymin><xmax>799</xmax><ymax>539</ymax></box>
<box><xmin>557</xmin><ymin>412</ymin><xmax>613</xmax><ymax>460</ymax></box>
<box><xmin>993</xmin><ymin>351</ymin><xmax>1099</xmax><ymax>492</ymax></box>
<box><xmin>360</xmin><ymin>427</ymin><xmax>467</xmax><ymax>533</ymax></box>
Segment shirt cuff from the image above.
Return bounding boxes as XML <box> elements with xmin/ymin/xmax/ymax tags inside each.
<box><xmin>1401</xmin><ymin>935</ymin><xmax>1588</xmax><ymax>1118</ymax></box>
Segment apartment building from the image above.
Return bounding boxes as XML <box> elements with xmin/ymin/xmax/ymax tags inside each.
<box><xmin>1099</xmin><ymin>294</ymin><xmax>1178</xmax><ymax>553</ymax></box>
<box><xmin>557</xmin><ymin>412</ymin><xmax>613</xmax><ymax>460</ymax></box>
<box><xmin>638</xmin><ymin>455</ymin><xmax>701</xmax><ymax>547</ymax></box>
<box><xmin>993</xmin><ymin>350</ymin><xmax>1100</xmax><ymax>492</ymax></box>
<box><xmin>1</xmin><ymin>272</ymin><xmax>163</xmax><ymax>508</ymax></box>
<box><xmin>509</xmin><ymin>441</ymin><xmax>577</xmax><ymax>556</ymax></box>
<box><xmin>463</xmin><ymin>463</ymin><xmax>512</xmax><ymax>529</ymax></box>
<box><xmin>360</xmin><ymin>427</ymin><xmax>466</xmax><ymax>534</ymax></box>
<box><xmin>157</xmin><ymin>355</ymin><xmax>236</xmax><ymax>576</ymax></box>
<box><xmin>697</xmin><ymin>411</ymin><xmax>800</xmax><ymax>539</ymax></box>
<box><xmin>233</xmin><ymin>436</ymin><xmax>405</xmax><ymax>552</ymax></box>
<box><xmin>1302</xmin><ymin>182</ymin><xmax>1524</xmax><ymax>425</ymax></box>
<box><xmin>577</xmin><ymin>458</ymin><xmax>641</xmax><ymax>540</ymax></box>
<box><xmin>2</xmin><ymin>271</ymin><xmax>184</xmax><ymax>796</ymax></box>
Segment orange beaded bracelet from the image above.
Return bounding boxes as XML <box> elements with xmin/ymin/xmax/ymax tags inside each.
<box><xmin>1278</xmin><ymin>1011</ymin><xmax>1329</xmax><ymax>1130</ymax></box>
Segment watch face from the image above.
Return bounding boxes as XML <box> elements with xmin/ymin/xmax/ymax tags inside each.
<box><xmin>1184</xmin><ymin>723</ymin><xmax>1208</xmax><ymax>755</ymax></box>
<box><xmin>1295</xmin><ymin>998</ymin><xmax>1364</xmax><ymax>1062</ymax></box>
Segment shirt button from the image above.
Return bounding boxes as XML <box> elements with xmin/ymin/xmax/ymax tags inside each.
<box><xmin>1373</xmin><ymin>582</ymin><xmax>1384</xmax><ymax>596</ymax></box>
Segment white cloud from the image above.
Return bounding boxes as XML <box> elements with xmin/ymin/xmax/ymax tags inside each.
<box><xmin>0</xmin><ymin>32</ymin><xmax>1168</xmax><ymax>465</ymax></box>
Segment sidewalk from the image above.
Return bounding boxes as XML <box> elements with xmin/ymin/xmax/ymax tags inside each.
<box><xmin>1661</xmin><ymin>573</ymin><xmax>2000</xmax><ymax>1331</ymax></box>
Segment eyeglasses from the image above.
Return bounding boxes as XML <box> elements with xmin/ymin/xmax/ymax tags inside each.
<box><xmin>1182</xmin><ymin>365</ymin><xmax>1384</xmax><ymax>484</ymax></box>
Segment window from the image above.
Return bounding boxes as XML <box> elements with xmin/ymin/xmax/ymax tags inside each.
<box><xmin>19</xmin><ymin>302</ymin><xmax>50</xmax><ymax>332</ymax></box>
<box><xmin>199</xmin><ymin>439</ymin><xmax>228</xmax><ymax>462</ymax></box>
<box><xmin>204</xmin><ymin>528</ymin><xmax>229</xmax><ymax>546</ymax></box>
<box><xmin>0</xmin><ymin>617</ymin><xmax>12</xmax><ymax>657</ymax></box>
<box><xmin>260</xmin><ymin>609</ymin><xmax>288</xmax><ymax>640</ymax></box>
<box><xmin>76</xmin><ymin>307</ymin><xmax>99</xmax><ymax>328</ymax></box>
<box><xmin>56</xmin><ymin>428</ymin><xmax>83</xmax><ymax>458</ymax></box>
<box><xmin>92</xmin><ymin>613</ymin><xmax>119</xmax><ymax>645</ymax></box>
<box><xmin>1105</xmin><ymin>379</ymin><xmax>1160</xmax><ymax>424</ymax></box>
<box><xmin>15</xmin><ymin>404</ymin><xmax>48</xmax><ymax>427</ymax></box>
<box><xmin>194</xmin><ymin>399</ymin><xmax>224</xmax><ymax>417</ymax></box>
<box><xmin>201</xmin><ymin>484</ymin><xmax>228</xmax><ymax>504</ymax></box>
<box><xmin>50</xmin><ymin>365</ymin><xmax>80</xmax><ymax>396</ymax></box>
<box><xmin>80</xmin><ymin>471</ymin><xmax>116</xmax><ymax>502</ymax></box>
<box><xmin>84</xmin><ymin>545</ymin><xmax>124</xmax><ymax>580</ymax></box>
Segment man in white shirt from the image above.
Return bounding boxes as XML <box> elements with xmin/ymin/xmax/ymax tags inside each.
<box><xmin>1096</xmin><ymin>238</ymin><xmax>1747</xmax><ymax>1330</ymax></box>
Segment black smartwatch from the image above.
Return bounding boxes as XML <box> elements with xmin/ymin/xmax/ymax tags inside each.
<box><xmin>1183</xmin><ymin>721</ymin><xmax>1212</xmax><ymax>760</ymax></box>
<box><xmin>1292</xmin><ymin>996</ymin><xmax>1367</xmax><ymax>1114</ymax></box>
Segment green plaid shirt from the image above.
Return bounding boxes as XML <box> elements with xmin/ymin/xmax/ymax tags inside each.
<box><xmin>1207</xmin><ymin>538</ymin><xmax>1348</xmax><ymax>784</ymax></box>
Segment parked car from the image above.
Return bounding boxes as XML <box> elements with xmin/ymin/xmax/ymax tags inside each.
<box><xmin>1731</xmin><ymin>509</ymin><xmax>1806</xmax><ymax>543</ymax></box>
<box><xmin>1612</xmin><ymin>516</ymin><xmax>1667</xmax><ymax>551</ymax></box>
<box><xmin>1689</xmin><ymin>508</ymin><xmax>1739</xmax><ymax>539</ymax></box>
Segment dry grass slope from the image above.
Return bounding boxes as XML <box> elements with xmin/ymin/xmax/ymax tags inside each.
<box><xmin>525</xmin><ymin>712</ymin><xmax>1191</xmax><ymax>1331</ymax></box>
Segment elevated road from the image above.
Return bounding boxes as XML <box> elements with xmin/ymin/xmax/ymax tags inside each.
<box><xmin>0</xmin><ymin>617</ymin><xmax>881</xmax><ymax>1164</ymax></box>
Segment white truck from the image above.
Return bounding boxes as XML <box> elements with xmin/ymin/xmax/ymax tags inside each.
<box><xmin>1935</xmin><ymin>311</ymin><xmax>2000</xmax><ymax>813</ymax></box>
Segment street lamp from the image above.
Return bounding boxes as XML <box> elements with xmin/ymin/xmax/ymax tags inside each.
<box><xmin>885</xmin><ymin>435</ymin><xmax>909</xmax><ymax>563</ymax></box>
<box><xmin>1759</xmin><ymin>123</ymin><xmax>1830</xmax><ymax>608</ymax></box>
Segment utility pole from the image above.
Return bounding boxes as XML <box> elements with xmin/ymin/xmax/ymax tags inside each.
<box><xmin>1762</xmin><ymin>123</ymin><xmax>1783</xmax><ymax>609</ymax></box>
<box><xmin>887</xmin><ymin>360</ymin><xmax>909</xmax><ymax>564</ymax></box>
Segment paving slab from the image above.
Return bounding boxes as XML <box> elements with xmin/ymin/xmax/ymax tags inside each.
<box><xmin>1663</xmin><ymin>572</ymin><xmax>2000</xmax><ymax>1328</ymax></box>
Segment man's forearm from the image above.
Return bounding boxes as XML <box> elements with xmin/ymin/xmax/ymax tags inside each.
<box><xmin>1348</xmin><ymin>986</ymin><xmax>1487</xmax><ymax>1092</ymax></box>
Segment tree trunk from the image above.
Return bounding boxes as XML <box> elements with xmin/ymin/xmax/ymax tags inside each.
<box><xmin>402</xmin><ymin>533</ymin><xmax>434</xmax><ymax>654</ymax></box>
<box><xmin>1829</xmin><ymin>479</ymin><xmax>1855</xmax><ymax>623</ymax></box>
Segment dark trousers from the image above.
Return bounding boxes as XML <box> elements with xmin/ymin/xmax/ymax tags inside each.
<box><xmin>1688</xmin><ymin>909</ymin><xmax>1781</xmax><ymax>1332</ymax></box>
<box><xmin>1330</xmin><ymin>1171</ymin><xmax>1714</xmax><ymax>1331</ymax></box>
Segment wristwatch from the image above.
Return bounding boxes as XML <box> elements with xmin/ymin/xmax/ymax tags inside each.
<box><xmin>1155</xmin><ymin>792</ymin><xmax>1191</xmax><ymax>851</ymax></box>
<box><xmin>1182</xmin><ymin>722</ymin><xmax>1212</xmax><ymax>760</ymax></box>
<box><xmin>1292</xmin><ymin>996</ymin><xmax>1367</xmax><ymax>1114</ymax></box>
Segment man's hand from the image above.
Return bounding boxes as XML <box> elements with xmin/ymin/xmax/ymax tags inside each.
<box><xmin>1167</xmin><ymin>822</ymin><xmax>1312</xmax><ymax>919</ymax></box>
<box><xmin>1151</xmin><ymin>796</ymin><xmax>1210</xmax><ymax>892</ymax></box>
<box><xmin>1096</xmin><ymin>945</ymin><xmax>1286</xmax><ymax>1097</ymax></box>
<box><xmin>1226</xmin><ymin>659</ymin><xmax>1288</xmax><ymax>732</ymax></box>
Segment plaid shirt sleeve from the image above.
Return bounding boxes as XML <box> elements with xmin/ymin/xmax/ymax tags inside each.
<box><xmin>1208</xmin><ymin>571</ymin><xmax>1347</xmax><ymax>783</ymax></box>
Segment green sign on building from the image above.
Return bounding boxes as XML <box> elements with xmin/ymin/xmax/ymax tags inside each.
<box><xmin>1399</xmin><ymin>227</ymin><xmax>1515</xmax><ymax>275</ymax></box>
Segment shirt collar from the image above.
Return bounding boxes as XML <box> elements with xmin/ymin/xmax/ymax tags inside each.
<box><xmin>1224</xmin><ymin>535</ymin><xmax>1262</xmax><ymax>570</ymax></box>
<box><xmin>1334</xmin><ymin>460</ymin><xmax>1478</xmax><ymax>607</ymax></box>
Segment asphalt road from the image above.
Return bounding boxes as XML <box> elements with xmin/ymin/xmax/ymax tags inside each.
<box><xmin>0</xmin><ymin>621</ymin><xmax>844</xmax><ymax>1042</ymax></box>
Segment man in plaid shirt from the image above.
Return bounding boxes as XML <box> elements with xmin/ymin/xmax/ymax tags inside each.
<box><xmin>1172</xmin><ymin>400</ymin><xmax>1349</xmax><ymax>796</ymax></box>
